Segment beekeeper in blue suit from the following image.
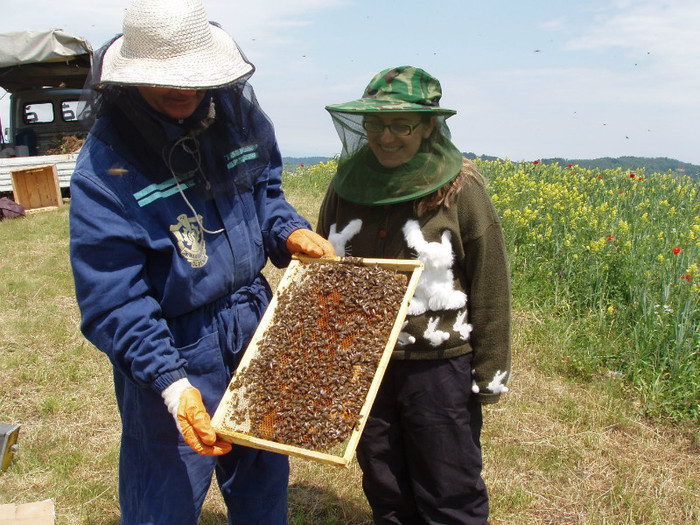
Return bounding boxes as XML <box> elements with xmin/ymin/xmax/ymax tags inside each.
<box><xmin>68</xmin><ymin>0</ymin><xmax>334</xmax><ymax>522</ymax></box>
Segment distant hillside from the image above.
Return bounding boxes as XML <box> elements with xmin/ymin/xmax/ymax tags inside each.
<box><xmin>284</xmin><ymin>155</ymin><xmax>700</xmax><ymax>180</ymax></box>
<box><xmin>282</xmin><ymin>156</ymin><xmax>331</xmax><ymax>170</ymax></box>
<box><xmin>463</xmin><ymin>153</ymin><xmax>700</xmax><ymax>180</ymax></box>
<box><xmin>542</xmin><ymin>156</ymin><xmax>700</xmax><ymax>180</ymax></box>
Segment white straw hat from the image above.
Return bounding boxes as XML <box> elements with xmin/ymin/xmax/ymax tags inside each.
<box><xmin>100</xmin><ymin>0</ymin><xmax>254</xmax><ymax>89</ymax></box>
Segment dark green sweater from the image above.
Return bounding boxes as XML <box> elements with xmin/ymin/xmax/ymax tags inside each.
<box><xmin>317</xmin><ymin>164</ymin><xmax>512</xmax><ymax>404</ymax></box>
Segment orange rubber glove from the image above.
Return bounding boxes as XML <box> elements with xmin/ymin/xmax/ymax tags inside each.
<box><xmin>286</xmin><ymin>228</ymin><xmax>335</xmax><ymax>258</ymax></box>
<box><xmin>162</xmin><ymin>378</ymin><xmax>232</xmax><ymax>456</ymax></box>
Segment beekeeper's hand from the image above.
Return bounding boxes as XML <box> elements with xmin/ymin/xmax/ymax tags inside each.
<box><xmin>162</xmin><ymin>378</ymin><xmax>232</xmax><ymax>456</ymax></box>
<box><xmin>286</xmin><ymin>228</ymin><xmax>335</xmax><ymax>258</ymax></box>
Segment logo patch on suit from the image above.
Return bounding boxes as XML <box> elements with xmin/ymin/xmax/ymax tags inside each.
<box><xmin>170</xmin><ymin>214</ymin><xmax>208</xmax><ymax>268</ymax></box>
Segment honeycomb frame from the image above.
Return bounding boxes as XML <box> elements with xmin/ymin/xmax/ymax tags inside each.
<box><xmin>211</xmin><ymin>255</ymin><xmax>423</xmax><ymax>467</ymax></box>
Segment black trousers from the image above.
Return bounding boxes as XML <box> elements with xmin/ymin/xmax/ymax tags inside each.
<box><xmin>356</xmin><ymin>353</ymin><xmax>489</xmax><ymax>525</ymax></box>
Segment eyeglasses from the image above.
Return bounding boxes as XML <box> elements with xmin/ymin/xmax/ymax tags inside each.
<box><xmin>362</xmin><ymin>120</ymin><xmax>422</xmax><ymax>136</ymax></box>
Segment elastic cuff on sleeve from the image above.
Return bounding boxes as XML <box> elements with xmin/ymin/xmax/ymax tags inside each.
<box><xmin>152</xmin><ymin>368</ymin><xmax>188</xmax><ymax>395</ymax></box>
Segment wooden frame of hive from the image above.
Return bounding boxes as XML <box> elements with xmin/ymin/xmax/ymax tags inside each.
<box><xmin>212</xmin><ymin>255</ymin><xmax>423</xmax><ymax>467</ymax></box>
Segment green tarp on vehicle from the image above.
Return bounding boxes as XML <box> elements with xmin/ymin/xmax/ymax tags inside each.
<box><xmin>0</xmin><ymin>29</ymin><xmax>92</xmax><ymax>92</ymax></box>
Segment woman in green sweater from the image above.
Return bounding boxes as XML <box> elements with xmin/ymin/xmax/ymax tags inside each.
<box><xmin>317</xmin><ymin>66</ymin><xmax>511</xmax><ymax>525</ymax></box>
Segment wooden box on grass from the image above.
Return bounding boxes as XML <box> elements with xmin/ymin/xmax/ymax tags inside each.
<box><xmin>212</xmin><ymin>255</ymin><xmax>423</xmax><ymax>467</ymax></box>
<box><xmin>11</xmin><ymin>164</ymin><xmax>62</xmax><ymax>211</ymax></box>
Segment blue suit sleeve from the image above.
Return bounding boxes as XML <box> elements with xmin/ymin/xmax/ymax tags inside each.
<box><xmin>69</xmin><ymin>170</ymin><xmax>187</xmax><ymax>392</ymax></box>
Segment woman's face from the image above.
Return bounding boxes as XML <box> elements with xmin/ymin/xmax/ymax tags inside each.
<box><xmin>137</xmin><ymin>86</ymin><xmax>205</xmax><ymax>120</ymax></box>
<box><xmin>364</xmin><ymin>112</ymin><xmax>435</xmax><ymax>168</ymax></box>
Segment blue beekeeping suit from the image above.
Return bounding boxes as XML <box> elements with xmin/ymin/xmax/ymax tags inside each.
<box><xmin>69</xmin><ymin>83</ymin><xmax>307</xmax><ymax>524</ymax></box>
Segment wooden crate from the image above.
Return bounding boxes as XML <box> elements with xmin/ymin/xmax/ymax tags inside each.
<box><xmin>10</xmin><ymin>164</ymin><xmax>63</xmax><ymax>211</ymax></box>
<box><xmin>212</xmin><ymin>255</ymin><xmax>423</xmax><ymax>467</ymax></box>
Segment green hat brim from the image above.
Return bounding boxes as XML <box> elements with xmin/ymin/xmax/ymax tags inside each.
<box><xmin>326</xmin><ymin>99</ymin><xmax>456</xmax><ymax>116</ymax></box>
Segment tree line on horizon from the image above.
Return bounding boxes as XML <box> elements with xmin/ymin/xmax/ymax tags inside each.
<box><xmin>283</xmin><ymin>154</ymin><xmax>700</xmax><ymax>180</ymax></box>
<box><xmin>466</xmin><ymin>153</ymin><xmax>700</xmax><ymax>180</ymax></box>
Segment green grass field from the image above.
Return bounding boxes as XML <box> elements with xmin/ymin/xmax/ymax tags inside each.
<box><xmin>481</xmin><ymin>159</ymin><xmax>699</xmax><ymax>424</ymax></box>
<box><xmin>0</xmin><ymin>160</ymin><xmax>698</xmax><ymax>523</ymax></box>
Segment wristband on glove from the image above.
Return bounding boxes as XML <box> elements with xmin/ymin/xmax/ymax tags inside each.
<box><xmin>162</xmin><ymin>378</ymin><xmax>232</xmax><ymax>456</ymax></box>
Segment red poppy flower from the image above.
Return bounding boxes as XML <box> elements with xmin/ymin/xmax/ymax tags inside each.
<box><xmin>607</xmin><ymin>235</ymin><xmax>615</xmax><ymax>241</ymax></box>
<box><xmin>568</xmin><ymin>164</ymin><xmax>573</xmax><ymax>168</ymax></box>
<box><xmin>630</xmin><ymin>173</ymin><xmax>636</xmax><ymax>179</ymax></box>
<box><xmin>619</xmin><ymin>190</ymin><xmax>624</xmax><ymax>194</ymax></box>
<box><xmin>300</xmin><ymin>164</ymin><xmax>305</xmax><ymax>167</ymax></box>
<box><xmin>533</xmin><ymin>160</ymin><xmax>539</xmax><ymax>165</ymax></box>
<box><xmin>673</xmin><ymin>247</ymin><xmax>681</xmax><ymax>255</ymax></box>
<box><xmin>682</xmin><ymin>273</ymin><xmax>693</xmax><ymax>282</ymax></box>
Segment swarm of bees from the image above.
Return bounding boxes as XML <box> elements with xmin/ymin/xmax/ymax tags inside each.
<box><xmin>224</xmin><ymin>259</ymin><xmax>408</xmax><ymax>452</ymax></box>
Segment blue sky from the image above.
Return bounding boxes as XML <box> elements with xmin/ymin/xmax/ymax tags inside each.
<box><xmin>2</xmin><ymin>0</ymin><xmax>699</xmax><ymax>164</ymax></box>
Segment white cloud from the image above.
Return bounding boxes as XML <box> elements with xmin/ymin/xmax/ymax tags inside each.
<box><xmin>444</xmin><ymin>0</ymin><xmax>700</xmax><ymax>163</ymax></box>
<box><xmin>443</xmin><ymin>62</ymin><xmax>699</xmax><ymax>162</ymax></box>
<box><xmin>207</xmin><ymin>0</ymin><xmax>350</xmax><ymax>48</ymax></box>
<box><xmin>3</xmin><ymin>0</ymin><xmax>699</xmax><ymax>164</ymax></box>
<box><xmin>564</xmin><ymin>0</ymin><xmax>700</xmax><ymax>72</ymax></box>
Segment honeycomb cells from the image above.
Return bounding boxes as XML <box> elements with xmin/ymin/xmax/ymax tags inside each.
<box><xmin>225</xmin><ymin>260</ymin><xmax>408</xmax><ymax>452</ymax></box>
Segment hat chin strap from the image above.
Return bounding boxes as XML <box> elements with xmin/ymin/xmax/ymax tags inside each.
<box><xmin>164</xmin><ymin>100</ymin><xmax>225</xmax><ymax>235</ymax></box>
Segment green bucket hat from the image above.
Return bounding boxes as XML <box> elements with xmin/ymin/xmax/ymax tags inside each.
<box><xmin>326</xmin><ymin>65</ymin><xmax>463</xmax><ymax>206</ymax></box>
<box><xmin>326</xmin><ymin>66</ymin><xmax>456</xmax><ymax>116</ymax></box>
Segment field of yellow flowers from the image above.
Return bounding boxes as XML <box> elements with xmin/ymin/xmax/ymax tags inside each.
<box><xmin>292</xmin><ymin>158</ymin><xmax>699</xmax><ymax>426</ymax></box>
<box><xmin>479</xmin><ymin>159</ymin><xmax>699</xmax><ymax>425</ymax></box>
